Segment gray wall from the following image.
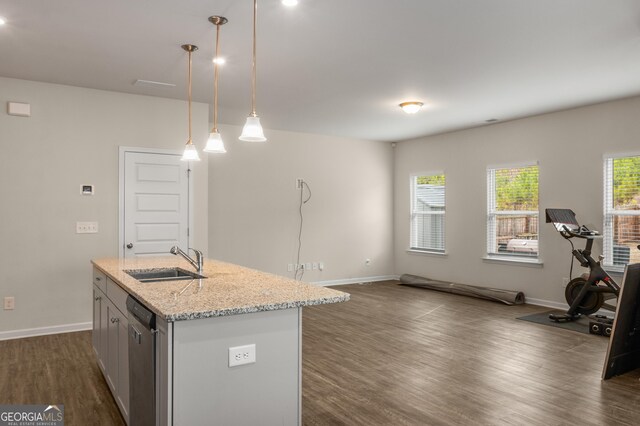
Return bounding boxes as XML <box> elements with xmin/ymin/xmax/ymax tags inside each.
<box><xmin>3</xmin><ymin>73</ymin><xmax>639</xmax><ymax>336</ymax></box>
<box><xmin>0</xmin><ymin>77</ymin><xmax>209</xmax><ymax>334</ymax></box>
<box><xmin>394</xmin><ymin>96</ymin><xmax>640</xmax><ymax>305</ymax></box>
<box><xmin>208</xmin><ymin>124</ymin><xmax>395</xmax><ymax>283</ymax></box>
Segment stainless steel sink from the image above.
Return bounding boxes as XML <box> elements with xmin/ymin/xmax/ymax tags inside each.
<box><xmin>125</xmin><ymin>267</ymin><xmax>206</xmax><ymax>283</ymax></box>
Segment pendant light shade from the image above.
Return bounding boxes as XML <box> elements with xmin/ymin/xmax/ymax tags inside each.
<box><xmin>181</xmin><ymin>44</ymin><xmax>200</xmax><ymax>161</ymax></box>
<box><xmin>239</xmin><ymin>116</ymin><xmax>266</xmax><ymax>141</ymax></box>
<box><xmin>204</xmin><ymin>16</ymin><xmax>228</xmax><ymax>154</ymax></box>
<box><xmin>239</xmin><ymin>0</ymin><xmax>267</xmax><ymax>142</ymax></box>
<box><xmin>182</xmin><ymin>143</ymin><xmax>200</xmax><ymax>161</ymax></box>
<box><xmin>204</xmin><ymin>131</ymin><xmax>226</xmax><ymax>153</ymax></box>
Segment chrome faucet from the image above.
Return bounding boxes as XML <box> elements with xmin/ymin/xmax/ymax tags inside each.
<box><xmin>170</xmin><ymin>246</ymin><xmax>204</xmax><ymax>274</ymax></box>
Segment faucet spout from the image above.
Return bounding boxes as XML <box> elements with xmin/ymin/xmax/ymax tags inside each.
<box><xmin>170</xmin><ymin>246</ymin><xmax>204</xmax><ymax>274</ymax></box>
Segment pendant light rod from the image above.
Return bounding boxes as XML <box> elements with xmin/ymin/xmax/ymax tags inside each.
<box><xmin>182</xmin><ymin>44</ymin><xmax>198</xmax><ymax>144</ymax></box>
<box><xmin>208</xmin><ymin>16</ymin><xmax>228</xmax><ymax>132</ymax></box>
<box><xmin>181</xmin><ymin>44</ymin><xmax>200</xmax><ymax>161</ymax></box>
<box><xmin>251</xmin><ymin>0</ymin><xmax>257</xmax><ymax>117</ymax></box>
<box><xmin>239</xmin><ymin>0</ymin><xmax>266</xmax><ymax>142</ymax></box>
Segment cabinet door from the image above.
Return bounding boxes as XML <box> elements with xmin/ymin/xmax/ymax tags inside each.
<box><xmin>117</xmin><ymin>313</ymin><xmax>130</xmax><ymax>424</ymax></box>
<box><xmin>92</xmin><ymin>286</ymin><xmax>102</xmax><ymax>358</ymax></box>
<box><xmin>98</xmin><ymin>290</ymin><xmax>109</xmax><ymax>373</ymax></box>
<box><xmin>106</xmin><ymin>302</ymin><xmax>120</xmax><ymax>394</ymax></box>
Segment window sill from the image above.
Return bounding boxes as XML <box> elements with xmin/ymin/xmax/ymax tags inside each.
<box><xmin>603</xmin><ymin>265</ymin><xmax>625</xmax><ymax>276</ymax></box>
<box><xmin>482</xmin><ymin>256</ymin><xmax>543</xmax><ymax>268</ymax></box>
<box><xmin>406</xmin><ymin>249</ymin><xmax>448</xmax><ymax>257</ymax></box>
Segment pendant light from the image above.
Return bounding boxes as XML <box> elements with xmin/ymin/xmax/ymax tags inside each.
<box><xmin>181</xmin><ymin>44</ymin><xmax>201</xmax><ymax>161</ymax></box>
<box><xmin>239</xmin><ymin>0</ymin><xmax>267</xmax><ymax>142</ymax></box>
<box><xmin>204</xmin><ymin>16</ymin><xmax>228</xmax><ymax>154</ymax></box>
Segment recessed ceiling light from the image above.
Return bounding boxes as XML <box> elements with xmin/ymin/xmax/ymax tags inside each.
<box><xmin>212</xmin><ymin>57</ymin><xmax>226</xmax><ymax>65</ymax></box>
<box><xmin>399</xmin><ymin>101</ymin><xmax>424</xmax><ymax>114</ymax></box>
<box><xmin>282</xmin><ymin>0</ymin><xmax>298</xmax><ymax>6</ymax></box>
<box><xmin>0</xmin><ymin>16</ymin><xmax>7</xmax><ymax>26</ymax></box>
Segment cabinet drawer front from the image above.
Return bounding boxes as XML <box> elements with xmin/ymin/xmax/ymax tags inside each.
<box><xmin>107</xmin><ymin>278</ymin><xmax>129</xmax><ymax>315</ymax></box>
<box><xmin>93</xmin><ymin>269</ymin><xmax>107</xmax><ymax>293</ymax></box>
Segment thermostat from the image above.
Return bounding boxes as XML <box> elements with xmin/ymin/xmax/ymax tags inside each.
<box><xmin>81</xmin><ymin>185</ymin><xmax>95</xmax><ymax>195</ymax></box>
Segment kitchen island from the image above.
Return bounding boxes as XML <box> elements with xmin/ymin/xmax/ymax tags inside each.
<box><xmin>91</xmin><ymin>257</ymin><xmax>349</xmax><ymax>426</ymax></box>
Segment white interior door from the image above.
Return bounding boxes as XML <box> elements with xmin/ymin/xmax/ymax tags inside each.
<box><xmin>122</xmin><ymin>151</ymin><xmax>189</xmax><ymax>258</ymax></box>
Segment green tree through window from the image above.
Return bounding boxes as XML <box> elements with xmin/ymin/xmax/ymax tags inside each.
<box><xmin>495</xmin><ymin>167</ymin><xmax>539</xmax><ymax>211</ymax></box>
<box><xmin>613</xmin><ymin>156</ymin><xmax>640</xmax><ymax>209</ymax></box>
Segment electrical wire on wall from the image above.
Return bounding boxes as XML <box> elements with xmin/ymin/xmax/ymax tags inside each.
<box><xmin>295</xmin><ymin>180</ymin><xmax>312</xmax><ymax>280</ymax></box>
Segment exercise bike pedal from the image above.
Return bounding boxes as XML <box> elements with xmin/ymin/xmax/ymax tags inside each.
<box><xmin>549</xmin><ymin>313</ymin><xmax>581</xmax><ymax>322</ymax></box>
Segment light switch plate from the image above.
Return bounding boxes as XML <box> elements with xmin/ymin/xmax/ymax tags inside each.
<box><xmin>76</xmin><ymin>222</ymin><xmax>98</xmax><ymax>234</ymax></box>
<box><xmin>7</xmin><ymin>102</ymin><xmax>31</xmax><ymax>117</ymax></box>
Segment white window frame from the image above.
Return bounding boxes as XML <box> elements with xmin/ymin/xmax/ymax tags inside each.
<box><xmin>486</xmin><ymin>162</ymin><xmax>540</xmax><ymax>262</ymax></box>
<box><xmin>603</xmin><ymin>153</ymin><xmax>640</xmax><ymax>272</ymax></box>
<box><xmin>409</xmin><ymin>172</ymin><xmax>446</xmax><ymax>254</ymax></box>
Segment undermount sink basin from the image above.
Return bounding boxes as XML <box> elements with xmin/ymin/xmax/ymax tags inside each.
<box><xmin>125</xmin><ymin>267</ymin><xmax>206</xmax><ymax>283</ymax></box>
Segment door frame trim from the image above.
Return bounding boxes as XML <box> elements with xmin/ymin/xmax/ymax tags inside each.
<box><xmin>118</xmin><ymin>146</ymin><xmax>194</xmax><ymax>258</ymax></box>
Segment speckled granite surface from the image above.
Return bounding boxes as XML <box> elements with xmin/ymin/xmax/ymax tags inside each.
<box><xmin>92</xmin><ymin>257</ymin><xmax>349</xmax><ymax>322</ymax></box>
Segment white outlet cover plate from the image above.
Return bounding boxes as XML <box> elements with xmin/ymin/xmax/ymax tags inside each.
<box><xmin>229</xmin><ymin>344</ymin><xmax>256</xmax><ymax>367</ymax></box>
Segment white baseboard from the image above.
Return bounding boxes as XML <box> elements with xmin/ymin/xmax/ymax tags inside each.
<box><xmin>0</xmin><ymin>321</ymin><xmax>92</xmax><ymax>341</ymax></box>
<box><xmin>312</xmin><ymin>275</ymin><xmax>399</xmax><ymax>287</ymax></box>
<box><xmin>525</xmin><ymin>297</ymin><xmax>615</xmax><ymax>316</ymax></box>
<box><xmin>525</xmin><ymin>298</ymin><xmax>568</xmax><ymax>310</ymax></box>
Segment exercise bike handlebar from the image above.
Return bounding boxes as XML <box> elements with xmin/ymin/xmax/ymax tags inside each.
<box><xmin>559</xmin><ymin>224</ymin><xmax>601</xmax><ymax>240</ymax></box>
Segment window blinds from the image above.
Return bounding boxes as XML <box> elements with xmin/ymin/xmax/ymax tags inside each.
<box><xmin>604</xmin><ymin>155</ymin><xmax>640</xmax><ymax>267</ymax></box>
<box><xmin>487</xmin><ymin>165</ymin><xmax>539</xmax><ymax>258</ymax></box>
<box><xmin>410</xmin><ymin>174</ymin><xmax>445</xmax><ymax>252</ymax></box>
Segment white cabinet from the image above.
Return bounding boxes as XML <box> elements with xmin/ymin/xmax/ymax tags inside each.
<box><xmin>92</xmin><ymin>269</ymin><xmax>130</xmax><ymax>424</ymax></box>
<box><xmin>92</xmin><ymin>285</ymin><xmax>107</xmax><ymax>373</ymax></box>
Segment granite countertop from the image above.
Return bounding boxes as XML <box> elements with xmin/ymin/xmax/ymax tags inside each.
<box><xmin>92</xmin><ymin>257</ymin><xmax>350</xmax><ymax>321</ymax></box>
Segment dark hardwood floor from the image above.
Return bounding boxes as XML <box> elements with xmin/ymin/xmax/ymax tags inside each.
<box><xmin>2</xmin><ymin>281</ymin><xmax>640</xmax><ymax>425</ymax></box>
<box><xmin>301</xmin><ymin>281</ymin><xmax>640</xmax><ymax>426</ymax></box>
<box><xmin>0</xmin><ymin>330</ymin><xmax>125</xmax><ymax>425</ymax></box>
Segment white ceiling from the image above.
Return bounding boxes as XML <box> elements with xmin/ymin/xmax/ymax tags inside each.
<box><xmin>1</xmin><ymin>0</ymin><xmax>640</xmax><ymax>142</ymax></box>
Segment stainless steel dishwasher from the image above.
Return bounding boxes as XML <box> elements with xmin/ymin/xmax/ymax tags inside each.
<box><xmin>127</xmin><ymin>295</ymin><xmax>156</xmax><ymax>426</ymax></box>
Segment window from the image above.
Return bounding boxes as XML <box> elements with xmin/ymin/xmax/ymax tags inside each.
<box><xmin>487</xmin><ymin>164</ymin><xmax>539</xmax><ymax>259</ymax></box>
<box><xmin>603</xmin><ymin>155</ymin><xmax>640</xmax><ymax>269</ymax></box>
<box><xmin>410</xmin><ymin>173</ymin><xmax>445</xmax><ymax>253</ymax></box>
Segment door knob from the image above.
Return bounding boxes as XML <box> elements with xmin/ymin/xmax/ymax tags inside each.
<box><xmin>126</xmin><ymin>243</ymin><xmax>133</xmax><ymax>249</ymax></box>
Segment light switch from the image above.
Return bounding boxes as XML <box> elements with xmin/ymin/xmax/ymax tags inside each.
<box><xmin>76</xmin><ymin>222</ymin><xmax>99</xmax><ymax>234</ymax></box>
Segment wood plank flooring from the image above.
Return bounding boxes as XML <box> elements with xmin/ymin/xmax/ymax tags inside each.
<box><xmin>302</xmin><ymin>281</ymin><xmax>640</xmax><ymax>425</ymax></box>
<box><xmin>2</xmin><ymin>281</ymin><xmax>640</xmax><ymax>425</ymax></box>
<box><xmin>0</xmin><ymin>331</ymin><xmax>125</xmax><ymax>425</ymax></box>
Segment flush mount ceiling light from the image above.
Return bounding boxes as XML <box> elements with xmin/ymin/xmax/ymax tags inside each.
<box><xmin>282</xmin><ymin>0</ymin><xmax>299</xmax><ymax>6</ymax></box>
<box><xmin>0</xmin><ymin>16</ymin><xmax>6</xmax><ymax>25</ymax></box>
<box><xmin>399</xmin><ymin>101</ymin><xmax>424</xmax><ymax>114</ymax></box>
<box><xmin>204</xmin><ymin>16</ymin><xmax>228</xmax><ymax>154</ymax></box>
<box><xmin>239</xmin><ymin>0</ymin><xmax>267</xmax><ymax>142</ymax></box>
<box><xmin>181</xmin><ymin>44</ymin><xmax>200</xmax><ymax>162</ymax></box>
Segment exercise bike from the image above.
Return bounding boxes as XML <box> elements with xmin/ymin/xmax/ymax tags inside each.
<box><xmin>545</xmin><ymin>208</ymin><xmax>620</xmax><ymax>322</ymax></box>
